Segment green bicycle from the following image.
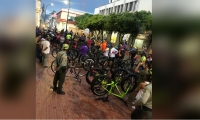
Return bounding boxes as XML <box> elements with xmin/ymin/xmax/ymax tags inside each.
<box><xmin>91</xmin><ymin>71</ymin><xmax>137</xmax><ymax>103</ymax></box>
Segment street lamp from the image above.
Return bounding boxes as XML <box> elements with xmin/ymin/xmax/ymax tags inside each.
<box><xmin>64</xmin><ymin>0</ymin><xmax>71</xmax><ymax>32</ymax></box>
<box><xmin>45</xmin><ymin>3</ymin><xmax>53</xmax><ymax>25</ymax></box>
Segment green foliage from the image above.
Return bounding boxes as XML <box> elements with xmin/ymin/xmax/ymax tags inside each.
<box><xmin>75</xmin><ymin>13</ymin><xmax>93</xmax><ymax>29</ymax></box>
<box><xmin>74</xmin><ymin>11</ymin><xmax>152</xmax><ymax>42</ymax></box>
<box><xmin>86</xmin><ymin>14</ymin><xmax>106</xmax><ymax>32</ymax></box>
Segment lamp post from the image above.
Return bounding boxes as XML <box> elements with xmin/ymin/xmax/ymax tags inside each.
<box><xmin>64</xmin><ymin>0</ymin><xmax>71</xmax><ymax>32</ymax></box>
<box><xmin>45</xmin><ymin>3</ymin><xmax>53</xmax><ymax>26</ymax></box>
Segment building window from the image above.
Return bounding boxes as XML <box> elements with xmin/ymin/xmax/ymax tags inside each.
<box><xmin>103</xmin><ymin>9</ymin><xmax>105</xmax><ymax>15</ymax></box>
<box><xmin>68</xmin><ymin>16</ymin><xmax>75</xmax><ymax>22</ymax></box>
<box><xmin>121</xmin><ymin>5</ymin><xmax>123</xmax><ymax>12</ymax></box>
<box><xmin>117</xmin><ymin>5</ymin><xmax>120</xmax><ymax>13</ymax></box>
<box><xmin>133</xmin><ymin>1</ymin><xmax>137</xmax><ymax>11</ymax></box>
<box><xmin>125</xmin><ymin>3</ymin><xmax>128</xmax><ymax>11</ymax></box>
<box><xmin>111</xmin><ymin>7</ymin><xmax>113</xmax><ymax>13</ymax></box>
<box><xmin>106</xmin><ymin>8</ymin><xmax>109</xmax><ymax>15</ymax></box>
<box><xmin>129</xmin><ymin>2</ymin><xmax>133</xmax><ymax>11</ymax></box>
<box><xmin>115</xmin><ymin>6</ymin><xmax>117</xmax><ymax>13</ymax></box>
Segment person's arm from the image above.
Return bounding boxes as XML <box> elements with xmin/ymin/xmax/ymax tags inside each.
<box><xmin>134</xmin><ymin>82</ymin><xmax>146</xmax><ymax>92</ymax></box>
<box><xmin>135</xmin><ymin>62</ymin><xmax>143</xmax><ymax>73</ymax></box>
<box><xmin>39</xmin><ymin>42</ymin><xmax>43</xmax><ymax>49</ymax></box>
<box><xmin>133</xmin><ymin>85</ymin><xmax>151</xmax><ymax>106</ymax></box>
<box><xmin>57</xmin><ymin>55</ymin><xmax>67</xmax><ymax>70</ymax></box>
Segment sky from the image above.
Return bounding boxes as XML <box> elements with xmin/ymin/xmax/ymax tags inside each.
<box><xmin>42</xmin><ymin>0</ymin><xmax>108</xmax><ymax>14</ymax></box>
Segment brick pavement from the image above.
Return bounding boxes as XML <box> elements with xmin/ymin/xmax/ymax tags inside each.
<box><xmin>36</xmin><ymin>53</ymin><xmax>135</xmax><ymax>119</ymax></box>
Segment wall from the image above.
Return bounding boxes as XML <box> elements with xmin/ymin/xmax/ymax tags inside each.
<box><xmin>137</xmin><ymin>0</ymin><xmax>152</xmax><ymax>13</ymax></box>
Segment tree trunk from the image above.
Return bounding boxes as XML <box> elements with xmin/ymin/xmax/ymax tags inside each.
<box><xmin>118</xmin><ymin>33</ymin><xmax>121</xmax><ymax>44</ymax></box>
<box><xmin>131</xmin><ymin>33</ymin><xmax>136</xmax><ymax>45</ymax></box>
<box><xmin>121</xmin><ymin>34</ymin><xmax>125</xmax><ymax>42</ymax></box>
<box><xmin>109</xmin><ymin>32</ymin><xmax>112</xmax><ymax>41</ymax></box>
<box><xmin>101</xmin><ymin>30</ymin><xmax>104</xmax><ymax>40</ymax></box>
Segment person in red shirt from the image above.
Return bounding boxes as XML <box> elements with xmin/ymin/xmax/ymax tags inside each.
<box><xmin>87</xmin><ymin>37</ymin><xmax>92</xmax><ymax>47</ymax></box>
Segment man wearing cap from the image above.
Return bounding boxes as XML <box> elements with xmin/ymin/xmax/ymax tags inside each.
<box><xmin>53</xmin><ymin>44</ymin><xmax>69</xmax><ymax>95</ymax></box>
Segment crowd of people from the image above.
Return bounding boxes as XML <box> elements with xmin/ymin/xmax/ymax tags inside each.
<box><xmin>36</xmin><ymin>26</ymin><xmax>152</xmax><ymax>119</ymax></box>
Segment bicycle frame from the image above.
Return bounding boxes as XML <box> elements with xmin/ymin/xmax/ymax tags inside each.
<box><xmin>101</xmin><ymin>77</ymin><xmax>131</xmax><ymax>99</ymax></box>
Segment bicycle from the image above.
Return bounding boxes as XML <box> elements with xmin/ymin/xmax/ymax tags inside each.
<box><xmin>90</xmin><ymin>70</ymin><xmax>137</xmax><ymax>106</ymax></box>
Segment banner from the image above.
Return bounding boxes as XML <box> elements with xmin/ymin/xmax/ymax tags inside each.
<box><xmin>111</xmin><ymin>32</ymin><xmax>117</xmax><ymax>43</ymax></box>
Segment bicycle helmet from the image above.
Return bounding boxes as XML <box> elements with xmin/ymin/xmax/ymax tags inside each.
<box><xmin>62</xmin><ymin>44</ymin><xmax>69</xmax><ymax>50</ymax></box>
<box><xmin>140</xmin><ymin>56</ymin><xmax>146</xmax><ymax>62</ymax></box>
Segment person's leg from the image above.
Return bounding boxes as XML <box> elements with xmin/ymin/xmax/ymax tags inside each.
<box><xmin>53</xmin><ymin>71</ymin><xmax>59</xmax><ymax>91</ymax></box>
<box><xmin>43</xmin><ymin>54</ymin><xmax>49</xmax><ymax>67</ymax></box>
<box><xmin>42</xmin><ymin>54</ymin><xmax>45</xmax><ymax>66</ymax></box>
<box><xmin>145</xmin><ymin>111</ymin><xmax>152</xmax><ymax>119</ymax></box>
<box><xmin>57</xmin><ymin>69</ymin><xmax>67</xmax><ymax>94</ymax></box>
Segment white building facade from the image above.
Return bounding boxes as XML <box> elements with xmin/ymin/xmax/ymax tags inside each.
<box><xmin>94</xmin><ymin>0</ymin><xmax>152</xmax><ymax>50</ymax></box>
<box><xmin>56</xmin><ymin>8</ymin><xmax>90</xmax><ymax>32</ymax></box>
<box><xmin>36</xmin><ymin>0</ymin><xmax>42</xmax><ymax>27</ymax></box>
<box><xmin>94</xmin><ymin>0</ymin><xmax>152</xmax><ymax>15</ymax></box>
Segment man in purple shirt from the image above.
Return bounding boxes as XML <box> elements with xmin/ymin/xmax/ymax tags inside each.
<box><xmin>79</xmin><ymin>42</ymin><xmax>88</xmax><ymax>56</ymax></box>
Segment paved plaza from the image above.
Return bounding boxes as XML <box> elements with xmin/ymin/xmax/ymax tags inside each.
<box><xmin>36</xmin><ymin>53</ymin><xmax>134</xmax><ymax>119</ymax></box>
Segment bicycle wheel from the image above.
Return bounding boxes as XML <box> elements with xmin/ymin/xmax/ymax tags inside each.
<box><xmin>121</xmin><ymin>74</ymin><xmax>137</xmax><ymax>93</ymax></box>
<box><xmin>85</xmin><ymin>67</ymin><xmax>104</xmax><ymax>85</ymax></box>
<box><xmin>51</xmin><ymin>60</ymin><xmax>56</xmax><ymax>73</ymax></box>
<box><xmin>74</xmin><ymin>63</ymin><xmax>86</xmax><ymax>77</ymax></box>
<box><xmin>111</xmin><ymin>68</ymin><xmax>128</xmax><ymax>84</ymax></box>
<box><xmin>91</xmin><ymin>74</ymin><xmax>111</xmax><ymax>96</ymax></box>
<box><xmin>52</xmin><ymin>49</ymin><xmax>57</xmax><ymax>58</ymax></box>
<box><xmin>83</xmin><ymin>58</ymin><xmax>95</xmax><ymax>71</ymax></box>
<box><xmin>67</xmin><ymin>49</ymin><xmax>79</xmax><ymax>60</ymax></box>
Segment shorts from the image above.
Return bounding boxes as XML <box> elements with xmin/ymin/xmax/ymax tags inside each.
<box><xmin>109</xmin><ymin>57</ymin><xmax>115</xmax><ymax>62</ymax></box>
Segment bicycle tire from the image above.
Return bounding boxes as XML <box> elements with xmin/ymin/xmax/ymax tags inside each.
<box><xmin>91</xmin><ymin>74</ymin><xmax>111</xmax><ymax>96</ymax></box>
<box><xmin>51</xmin><ymin>60</ymin><xmax>56</xmax><ymax>73</ymax></box>
<box><xmin>111</xmin><ymin>68</ymin><xmax>128</xmax><ymax>84</ymax></box>
<box><xmin>52</xmin><ymin>49</ymin><xmax>58</xmax><ymax>58</ymax></box>
<box><xmin>83</xmin><ymin>58</ymin><xmax>95</xmax><ymax>71</ymax></box>
<box><xmin>74</xmin><ymin>62</ymin><xmax>86</xmax><ymax>77</ymax></box>
<box><xmin>85</xmin><ymin>67</ymin><xmax>104</xmax><ymax>85</ymax></box>
<box><xmin>121</xmin><ymin>74</ymin><xmax>137</xmax><ymax>93</ymax></box>
<box><xmin>67</xmin><ymin>49</ymin><xmax>79</xmax><ymax>60</ymax></box>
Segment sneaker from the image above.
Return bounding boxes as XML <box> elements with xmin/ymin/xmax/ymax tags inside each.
<box><xmin>57</xmin><ymin>90</ymin><xmax>65</xmax><ymax>95</ymax></box>
<box><xmin>53</xmin><ymin>87</ymin><xmax>58</xmax><ymax>92</ymax></box>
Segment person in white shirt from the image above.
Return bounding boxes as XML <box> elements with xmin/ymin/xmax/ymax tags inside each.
<box><xmin>103</xmin><ymin>47</ymin><xmax>110</xmax><ymax>57</ymax></box>
<box><xmin>40</xmin><ymin>38</ymin><xmax>50</xmax><ymax>68</ymax></box>
<box><xmin>59</xmin><ymin>34</ymin><xmax>65</xmax><ymax>48</ymax></box>
<box><xmin>109</xmin><ymin>46</ymin><xmax>118</xmax><ymax>67</ymax></box>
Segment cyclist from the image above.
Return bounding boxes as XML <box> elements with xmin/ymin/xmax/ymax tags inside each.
<box><xmin>134</xmin><ymin>56</ymin><xmax>147</xmax><ymax>81</ymax></box>
<box><xmin>100</xmin><ymin>40</ymin><xmax>107</xmax><ymax>52</ymax></box>
<box><xmin>59</xmin><ymin>34</ymin><xmax>65</xmax><ymax>49</ymax></box>
<box><xmin>132</xmin><ymin>73</ymin><xmax>152</xmax><ymax>119</ymax></box>
<box><xmin>79</xmin><ymin>42</ymin><xmax>89</xmax><ymax>62</ymax></box>
<box><xmin>66</xmin><ymin>33</ymin><xmax>71</xmax><ymax>41</ymax></box>
<box><xmin>109</xmin><ymin>46</ymin><xmax>118</xmax><ymax>67</ymax></box>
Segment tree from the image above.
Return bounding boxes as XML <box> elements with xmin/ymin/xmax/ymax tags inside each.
<box><xmin>86</xmin><ymin>14</ymin><xmax>106</xmax><ymax>39</ymax></box>
<box><xmin>104</xmin><ymin>13</ymin><xmax>118</xmax><ymax>40</ymax></box>
<box><xmin>128</xmin><ymin>11</ymin><xmax>152</xmax><ymax>45</ymax></box>
<box><xmin>75</xmin><ymin>13</ymin><xmax>92</xmax><ymax>30</ymax></box>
